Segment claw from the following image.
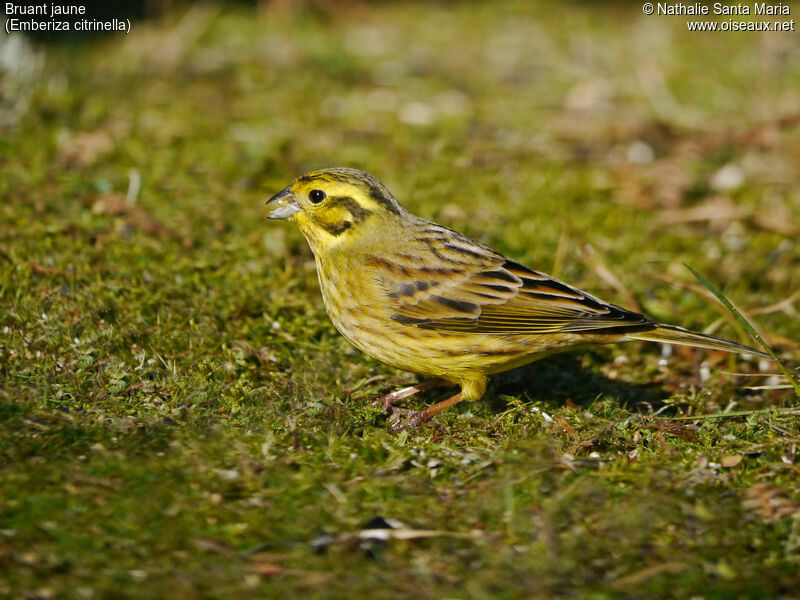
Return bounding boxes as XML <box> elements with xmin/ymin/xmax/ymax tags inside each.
<box><xmin>386</xmin><ymin>406</ymin><xmax>416</xmax><ymax>429</ymax></box>
<box><xmin>388</xmin><ymin>391</ymin><xmax>464</xmax><ymax>431</ymax></box>
<box><xmin>387</xmin><ymin>408</ymin><xmax>430</xmax><ymax>431</ymax></box>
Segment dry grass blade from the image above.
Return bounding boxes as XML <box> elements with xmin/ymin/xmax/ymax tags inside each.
<box><xmin>310</xmin><ymin>517</ymin><xmax>482</xmax><ymax>553</ymax></box>
<box><xmin>757</xmin><ymin>417</ymin><xmax>800</xmax><ymax>441</ymax></box>
<box><xmin>577</xmin><ymin>243</ymin><xmax>641</xmax><ymax>312</ymax></box>
<box><xmin>351</xmin><ymin>528</ymin><xmax>479</xmax><ymax>542</ymax></box>
<box><xmin>657</xmin><ymin>196</ymin><xmax>799</xmax><ymax>236</ymax></box>
<box><xmin>744</xmin><ymin>385</ymin><xmax>795</xmax><ymax>391</ymax></box>
<box><xmin>748</xmin><ymin>290</ymin><xmax>800</xmax><ymax>316</ymax></box>
<box><xmin>660</xmin><ymin>407</ymin><xmax>800</xmax><ymax>421</ymax></box>
<box><xmin>611</xmin><ymin>562</ymin><xmax>688</xmax><ymax>589</ymax></box>
<box><xmin>658</xmin><ymin>195</ymin><xmax>748</xmax><ymax>226</ymax></box>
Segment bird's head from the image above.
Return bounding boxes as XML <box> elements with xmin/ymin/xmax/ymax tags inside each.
<box><xmin>266</xmin><ymin>168</ymin><xmax>406</xmax><ymax>253</ymax></box>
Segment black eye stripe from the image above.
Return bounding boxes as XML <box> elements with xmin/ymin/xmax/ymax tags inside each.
<box><xmin>309</xmin><ymin>189</ymin><xmax>326</xmax><ymax>204</ymax></box>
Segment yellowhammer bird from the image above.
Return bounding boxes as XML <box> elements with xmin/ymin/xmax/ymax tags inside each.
<box><xmin>266</xmin><ymin>168</ymin><xmax>768</xmax><ymax>428</ymax></box>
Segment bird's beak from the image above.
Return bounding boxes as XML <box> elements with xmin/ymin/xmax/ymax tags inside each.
<box><xmin>266</xmin><ymin>186</ymin><xmax>302</xmax><ymax>219</ymax></box>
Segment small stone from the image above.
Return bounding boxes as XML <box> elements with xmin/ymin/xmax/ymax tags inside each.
<box><xmin>626</xmin><ymin>140</ymin><xmax>654</xmax><ymax>164</ymax></box>
<box><xmin>710</xmin><ymin>163</ymin><xmax>744</xmax><ymax>191</ymax></box>
<box><xmin>398</xmin><ymin>101</ymin><xmax>435</xmax><ymax>126</ymax></box>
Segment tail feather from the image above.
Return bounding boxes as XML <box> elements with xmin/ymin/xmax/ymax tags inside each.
<box><xmin>628</xmin><ymin>324</ymin><xmax>770</xmax><ymax>360</ymax></box>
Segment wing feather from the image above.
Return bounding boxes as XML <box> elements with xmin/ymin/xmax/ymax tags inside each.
<box><xmin>367</xmin><ymin>224</ymin><xmax>654</xmax><ymax>336</ymax></box>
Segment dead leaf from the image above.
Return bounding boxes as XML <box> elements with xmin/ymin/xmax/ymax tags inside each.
<box><xmin>720</xmin><ymin>454</ymin><xmax>743</xmax><ymax>468</ymax></box>
<box><xmin>28</xmin><ymin>262</ymin><xmax>70</xmax><ymax>275</ymax></box>
<box><xmin>92</xmin><ymin>194</ymin><xmax>181</xmax><ymax>240</ymax></box>
<box><xmin>657</xmin><ymin>194</ymin><xmax>798</xmax><ymax>236</ymax></box>
<box><xmin>250</xmin><ymin>561</ymin><xmax>284</xmax><ymax>576</ymax></box>
<box><xmin>247</xmin><ymin>555</ymin><xmax>329</xmax><ymax>584</ymax></box>
<box><xmin>749</xmin><ymin>193</ymin><xmax>799</xmax><ymax>236</ymax></box>
<box><xmin>59</xmin><ymin>129</ymin><xmax>114</xmax><ymax>168</ymax></box>
<box><xmin>658</xmin><ymin>195</ymin><xmax>749</xmax><ymax>227</ymax></box>
<box><xmin>742</xmin><ymin>483</ymin><xmax>800</xmax><ymax>522</ymax></box>
<box><xmin>193</xmin><ymin>538</ymin><xmax>234</xmax><ymax>555</ymax></box>
<box><xmin>553</xmin><ymin>414</ymin><xmax>576</xmax><ymax>436</ymax></box>
<box><xmin>654</xmin><ymin>420</ymin><xmax>700</xmax><ymax>443</ymax></box>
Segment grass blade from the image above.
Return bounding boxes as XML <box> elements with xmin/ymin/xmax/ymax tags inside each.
<box><xmin>685</xmin><ymin>264</ymin><xmax>800</xmax><ymax>398</ymax></box>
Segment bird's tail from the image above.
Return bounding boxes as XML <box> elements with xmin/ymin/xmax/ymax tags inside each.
<box><xmin>627</xmin><ymin>324</ymin><xmax>771</xmax><ymax>360</ymax></box>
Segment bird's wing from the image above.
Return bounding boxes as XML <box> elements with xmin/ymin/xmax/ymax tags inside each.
<box><xmin>367</xmin><ymin>224</ymin><xmax>654</xmax><ymax>335</ymax></box>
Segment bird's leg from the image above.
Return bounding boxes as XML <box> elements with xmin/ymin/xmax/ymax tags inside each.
<box><xmin>389</xmin><ymin>392</ymin><xmax>464</xmax><ymax>430</ymax></box>
<box><xmin>375</xmin><ymin>379</ymin><xmax>449</xmax><ymax>411</ymax></box>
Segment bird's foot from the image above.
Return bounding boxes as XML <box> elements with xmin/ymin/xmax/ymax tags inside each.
<box><xmin>374</xmin><ymin>379</ymin><xmax>449</xmax><ymax>411</ymax></box>
<box><xmin>377</xmin><ymin>388</ymin><xmax>417</xmax><ymax>411</ymax></box>
<box><xmin>385</xmin><ymin>392</ymin><xmax>465</xmax><ymax>431</ymax></box>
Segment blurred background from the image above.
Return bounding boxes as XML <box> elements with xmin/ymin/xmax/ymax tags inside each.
<box><xmin>4</xmin><ymin>0</ymin><xmax>798</xmax><ymax>333</ymax></box>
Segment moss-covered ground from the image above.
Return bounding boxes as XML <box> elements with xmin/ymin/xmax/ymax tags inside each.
<box><xmin>2</xmin><ymin>2</ymin><xmax>800</xmax><ymax>597</ymax></box>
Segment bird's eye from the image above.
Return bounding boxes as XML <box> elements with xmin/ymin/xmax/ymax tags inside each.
<box><xmin>309</xmin><ymin>189</ymin><xmax>326</xmax><ymax>204</ymax></box>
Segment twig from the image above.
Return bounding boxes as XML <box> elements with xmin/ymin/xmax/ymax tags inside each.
<box><xmin>758</xmin><ymin>417</ymin><xmax>800</xmax><ymax>441</ymax></box>
<box><xmin>551</xmin><ymin>225</ymin><xmax>569</xmax><ymax>278</ymax></box>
